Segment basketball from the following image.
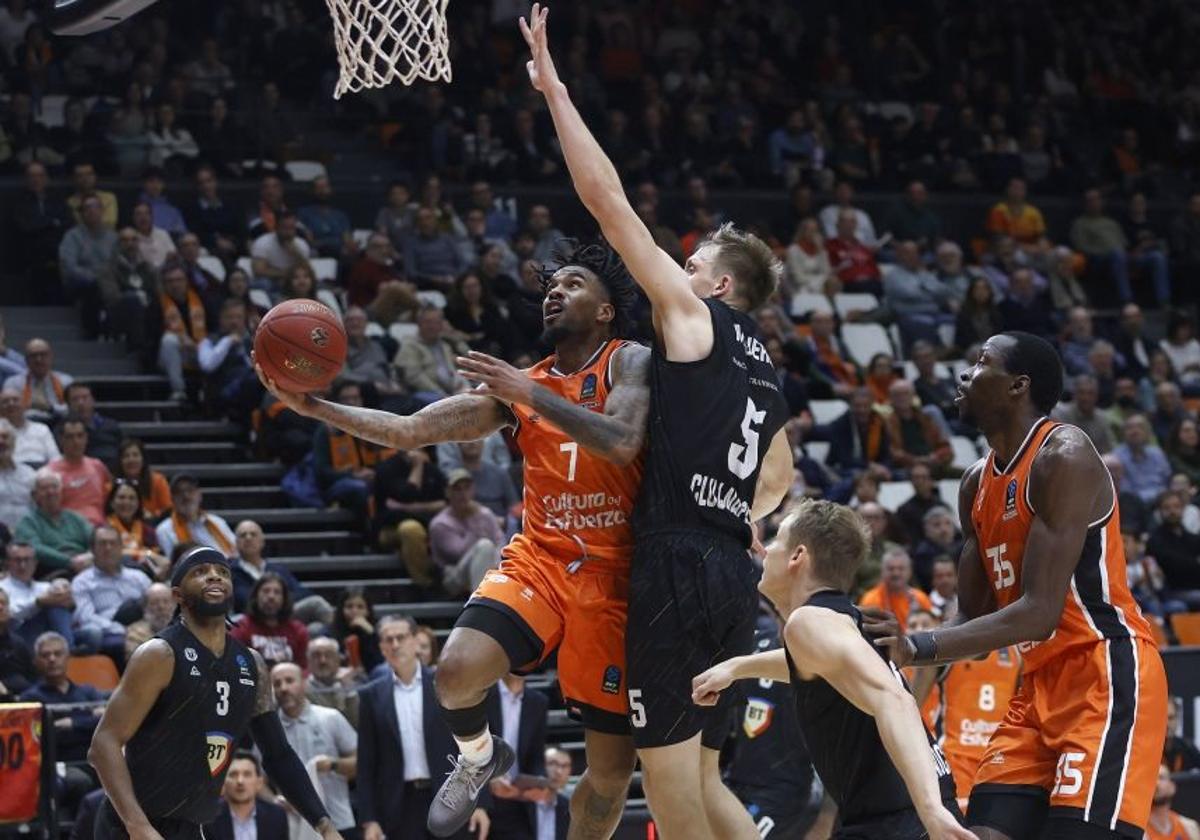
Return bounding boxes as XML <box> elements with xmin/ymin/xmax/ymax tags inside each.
<box><xmin>253</xmin><ymin>300</ymin><xmax>347</xmax><ymax>393</ymax></box>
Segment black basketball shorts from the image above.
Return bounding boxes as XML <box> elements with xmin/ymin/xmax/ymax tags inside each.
<box><xmin>625</xmin><ymin>527</ymin><xmax>759</xmax><ymax>750</ymax></box>
<box><xmin>94</xmin><ymin>799</ymin><xmax>207</xmax><ymax>840</ymax></box>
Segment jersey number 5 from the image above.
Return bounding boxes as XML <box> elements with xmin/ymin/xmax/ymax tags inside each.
<box><xmin>216</xmin><ymin>681</ymin><xmax>230</xmax><ymax>716</ymax></box>
<box><xmin>986</xmin><ymin>544</ymin><xmax>1014</xmax><ymax>590</ymax></box>
<box><xmin>728</xmin><ymin>398</ymin><xmax>766</xmax><ymax>480</ymax></box>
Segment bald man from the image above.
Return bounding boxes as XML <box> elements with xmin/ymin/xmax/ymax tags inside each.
<box><xmin>2</xmin><ymin>339</ymin><xmax>73</xmax><ymax>424</ymax></box>
<box><xmin>272</xmin><ymin>662</ymin><xmax>358</xmax><ymax>836</ymax></box>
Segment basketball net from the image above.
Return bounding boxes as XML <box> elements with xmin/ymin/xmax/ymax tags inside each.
<box><xmin>325</xmin><ymin>0</ymin><xmax>451</xmax><ymax>99</ymax></box>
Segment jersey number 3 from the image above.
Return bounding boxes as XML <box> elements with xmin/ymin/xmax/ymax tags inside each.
<box><xmin>216</xmin><ymin>681</ymin><xmax>230</xmax><ymax>716</ymax></box>
<box><xmin>728</xmin><ymin>398</ymin><xmax>766</xmax><ymax>480</ymax></box>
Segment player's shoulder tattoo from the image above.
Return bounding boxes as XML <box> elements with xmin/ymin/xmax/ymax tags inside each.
<box><xmin>249</xmin><ymin>648</ymin><xmax>275</xmax><ymax>715</ymax></box>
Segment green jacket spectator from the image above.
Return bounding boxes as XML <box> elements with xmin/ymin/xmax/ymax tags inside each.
<box><xmin>14</xmin><ymin>469</ymin><xmax>92</xmax><ymax>574</ymax></box>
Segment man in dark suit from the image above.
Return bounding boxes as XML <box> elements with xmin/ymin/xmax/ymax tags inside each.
<box><xmin>535</xmin><ymin>746</ymin><xmax>574</xmax><ymax>840</ymax></box>
<box><xmin>205</xmin><ymin>751</ymin><xmax>289</xmax><ymax>840</ymax></box>
<box><xmin>486</xmin><ymin>674</ymin><xmax>550</xmax><ymax>838</ymax></box>
<box><xmin>358</xmin><ymin>615</ymin><xmax>491</xmax><ymax>840</ymax></box>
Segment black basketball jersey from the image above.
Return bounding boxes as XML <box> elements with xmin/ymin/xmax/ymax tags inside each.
<box><xmin>727</xmin><ymin>628</ymin><xmax>814</xmax><ymax>810</ymax></box>
<box><xmin>633</xmin><ymin>299</ymin><xmax>789</xmax><ymax>546</ymax></box>
<box><xmin>786</xmin><ymin>591</ymin><xmax>957</xmax><ymax>826</ymax></box>
<box><xmin>126</xmin><ymin>621</ymin><xmax>260</xmax><ymax>824</ymax></box>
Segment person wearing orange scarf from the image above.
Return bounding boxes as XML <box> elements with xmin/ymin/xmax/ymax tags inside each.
<box><xmin>105</xmin><ymin>480</ymin><xmax>168</xmax><ymax>581</ymax></box>
<box><xmin>1</xmin><ymin>339</ymin><xmax>73</xmax><ymax>425</ymax></box>
<box><xmin>156</xmin><ymin>263</ymin><xmax>207</xmax><ymax>402</ymax></box>
<box><xmin>152</xmin><ymin>473</ymin><xmax>235</xmax><ymax>558</ymax></box>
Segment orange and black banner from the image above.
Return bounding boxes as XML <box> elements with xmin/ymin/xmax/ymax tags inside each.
<box><xmin>0</xmin><ymin>703</ymin><xmax>43</xmax><ymax>824</ymax></box>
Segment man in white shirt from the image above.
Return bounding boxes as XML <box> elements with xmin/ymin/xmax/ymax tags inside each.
<box><xmin>131</xmin><ymin>200</ymin><xmax>177</xmax><ymax>270</ymax></box>
<box><xmin>272</xmin><ymin>662</ymin><xmax>358</xmax><ymax>835</ymax></box>
<box><xmin>250</xmin><ymin>210</ymin><xmax>312</xmax><ymax>286</ymax></box>
<box><xmin>0</xmin><ymin>418</ymin><xmax>35</xmax><ymax>529</ymax></box>
<box><xmin>0</xmin><ymin>540</ymin><xmax>75</xmax><ymax>648</ymax></box>
<box><xmin>818</xmin><ymin>180</ymin><xmax>879</xmax><ymax>249</ymax></box>
<box><xmin>71</xmin><ymin>524</ymin><xmax>150</xmax><ymax>662</ymax></box>
<box><xmin>0</xmin><ymin>388</ymin><xmax>59</xmax><ymax>467</ymax></box>
<box><xmin>357</xmin><ymin>615</ymin><xmax>490</xmax><ymax>840</ymax></box>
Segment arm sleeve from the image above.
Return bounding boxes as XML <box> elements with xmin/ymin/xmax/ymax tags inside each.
<box><xmin>249</xmin><ymin>712</ymin><xmax>330</xmax><ymax>830</ymax></box>
<box><xmin>198</xmin><ymin>336</ymin><xmax>234</xmax><ymax>372</ymax></box>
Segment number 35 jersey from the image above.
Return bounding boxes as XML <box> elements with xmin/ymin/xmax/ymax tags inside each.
<box><xmin>125</xmin><ymin>621</ymin><xmax>259</xmax><ymax>824</ymax></box>
<box><xmin>508</xmin><ymin>339</ymin><xmax>643</xmax><ymax>570</ymax></box>
<box><xmin>634</xmin><ymin>299</ymin><xmax>788</xmax><ymax>547</ymax></box>
<box><xmin>971</xmin><ymin>418</ymin><xmax>1154</xmax><ymax>673</ymax></box>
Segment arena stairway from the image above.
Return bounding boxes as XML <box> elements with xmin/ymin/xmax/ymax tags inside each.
<box><xmin>10</xmin><ymin>306</ymin><xmax>647</xmax><ymax>815</ymax></box>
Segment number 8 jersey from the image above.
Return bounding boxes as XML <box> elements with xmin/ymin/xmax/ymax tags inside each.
<box><xmin>971</xmin><ymin>418</ymin><xmax>1155</xmax><ymax>673</ymax></box>
<box><xmin>634</xmin><ymin>299</ymin><xmax>788</xmax><ymax>547</ymax></box>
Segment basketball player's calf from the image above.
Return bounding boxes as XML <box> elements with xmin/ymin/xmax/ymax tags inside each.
<box><xmin>567</xmin><ymin>730</ymin><xmax>637</xmax><ymax>840</ymax></box>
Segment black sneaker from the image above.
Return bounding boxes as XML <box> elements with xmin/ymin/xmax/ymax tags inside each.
<box><xmin>427</xmin><ymin>736</ymin><xmax>515</xmax><ymax>837</ymax></box>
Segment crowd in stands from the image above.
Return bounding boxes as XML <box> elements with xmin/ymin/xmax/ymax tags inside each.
<box><xmin>0</xmin><ymin>0</ymin><xmax>1199</xmax><ymax>835</ymax></box>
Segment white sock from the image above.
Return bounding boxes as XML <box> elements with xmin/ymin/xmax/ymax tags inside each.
<box><xmin>454</xmin><ymin>725</ymin><xmax>493</xmax><ymax>766</ymax></box>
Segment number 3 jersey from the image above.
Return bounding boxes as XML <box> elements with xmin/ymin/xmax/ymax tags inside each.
<box><xmin>634</xmin><ymin>299</ymin><xmax>788</xmax><ymax>547</ymax></box>
<box><xmin>971</xmin><ymin>418</ymin><xmax>1155</xmax><ymax>673</ymax></box>
<box><xmin>508</xmin><ymin>339</ymin><xmax>643</xmax><ymax>570</ymax></box>
<box><xmin>125</xmin><ymin>621</ymin><xmax>259</xmax><ymax>824</ymax></box>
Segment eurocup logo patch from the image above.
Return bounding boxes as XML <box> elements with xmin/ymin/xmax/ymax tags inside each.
<box><xmin>1003</xmin><ymin>479</ymin><xmax>1019</xmax><ymax>521</ymax></box>
<box><xmin>184</xmin><ymin>647</ymin><xmax>198</xmax><ymax>662</ymax></box>
<box><xmin>580</xmin><ymin>373</ymin><xmax>597</xmax><ymax>401</ymax></box>
<box><xmin>601</xmin><ymin>665</ymin><xmax>621</xmax><ymax>695</ymax></box>
<box><xmin>743</xmin><ymin>697</ymin><xmax>774</xmax><ymax>738</ymax></box>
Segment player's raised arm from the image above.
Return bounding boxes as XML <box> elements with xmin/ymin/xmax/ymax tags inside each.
<box><xmin>89</xmin><ymin>640</ymin><xmax>175</xmax><ymax>838</ymax></box>
<box><xmin>519</xmin><ymin>5</ymin><xmax>712</xmax><ymax>357</ymax></box>
<box><xmin>786</xmin><ymin>609</ymin><xmax>975</xmax><ymax>840</ymax></box>
<box><xmin>257</xmin><ymin>364</ymin><xmax>514</xmax><ymax>450</ymax></box>
<box><xmin>884</xmin><ymin>428</ymin><xmax>1104</xmax><ymax>668</ymax></box>
<box><xmin>456</xmin><ymin>343</ymin><xmax>650</xmax><ymax>466</ymax></box>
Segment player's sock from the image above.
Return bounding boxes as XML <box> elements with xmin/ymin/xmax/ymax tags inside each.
<box><xmin>443</xmin><ymin>702</ymin><xmax>494</xmax><ymax>766</ymax></box>
<box><xmin>454</xmin><ymin>725</ymin><xmax>494</xmax><ymax>766</ymax></box>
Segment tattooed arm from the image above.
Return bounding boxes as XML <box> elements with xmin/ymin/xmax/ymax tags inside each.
<box><xmin>248</xmin><ymin>651</ymin><xmax>340</xmax><ymax>838</ymax></box>
<box><xmin>257</xmin><ymin>361</ymin><xmax>514</xmax><ymax>450</ymax></box>
<box><xmin>457</xmin><ymin>343</ymin><xmax>650</xmax><ymax>466</ymax></box>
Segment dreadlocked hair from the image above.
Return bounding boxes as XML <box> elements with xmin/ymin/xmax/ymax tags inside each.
<box><xmin>539</xmin><ymin>239</ymin><xmax>639</xmax><ymax>337</ymax></box>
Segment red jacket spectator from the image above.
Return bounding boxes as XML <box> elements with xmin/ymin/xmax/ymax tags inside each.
<box><xmin>825</xmin><ymin>209</ymin><xmax>880</xmax><ymax>292</ymax></box>
<box><xmin>230</xmin><ymin>572</ymin><xmax>309</xmax><ymax>669</ymax></box>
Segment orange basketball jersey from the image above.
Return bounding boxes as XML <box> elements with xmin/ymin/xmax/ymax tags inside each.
<box><xmin>1146</xmin><ymin>811</ymin><xmax>1194</xmax><ymax>840</ymax></box>
<box><xmin>971</xmin><ymin>418</ymin><xmax>1154</xmax><ymax>673</ymax></box>
<box><xmin>935</xmin><ymin>646</ymin><xmax>1020</xmax><ymax>764</ymax></box>
<box><xmin>507</xmin><ymin>339</ymin><xmax>643</xmax><ymax>570</ymax></box>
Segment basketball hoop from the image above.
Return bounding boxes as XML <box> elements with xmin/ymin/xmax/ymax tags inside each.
<box><xmin>325</xmin><ymin>0</ymin><xmax>452</xmax><ymax>99</ymax></box>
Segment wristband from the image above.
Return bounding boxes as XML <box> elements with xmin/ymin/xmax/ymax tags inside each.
<box><xmin>909</xmin><ymin>630</ymin><xmax>938</xmax><ymax>664</ymax></box>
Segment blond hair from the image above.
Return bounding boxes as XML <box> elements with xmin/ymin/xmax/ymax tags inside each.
<box><xmin>781</xmin><ymin>498</ymin><xmax>871</xmax><ymax>591</ymax></box>
<box><xmin>698</xmin><ymin>222</ymin><xmax>782</xmax><ymax>311</ymax></box>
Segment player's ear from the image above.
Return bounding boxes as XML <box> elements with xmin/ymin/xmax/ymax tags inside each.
<box><xmin>596</xmin><ymin>301</ymin><xmax>615</xmax><ymax>326</ymax></box>
<box><xmin>1009</xmin><ymin>374</ymin><xmax>1031</xmax><ymax>399</ymax></box>
<box><xmin>788</xmin><ymin>542</ymin><xmax>808</xmax><ymax>572</ymax></box>
<box><xmin>712</xmin><ymin>272</ymin><xmax>735</xmax><ymax>300</ymax></box>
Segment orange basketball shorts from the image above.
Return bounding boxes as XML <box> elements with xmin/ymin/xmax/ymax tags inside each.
<box><xmin>468</xmin><ymin>538</ymin><xmax>630</xmax><ymax>732</ymax></box>
<box><xmin>971</xmin><ymin>637</ymin><xmax>1167</xmax><ymax>836</ymax></box>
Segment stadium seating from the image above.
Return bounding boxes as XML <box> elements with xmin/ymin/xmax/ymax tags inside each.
<box><xmin>841</xmin><ymin>323</ymin><xmax>894</xmax><ymax>367</ymax></box>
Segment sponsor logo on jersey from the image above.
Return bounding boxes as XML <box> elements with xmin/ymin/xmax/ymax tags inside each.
<box><xmin>206</xmin><ymin>731</ymin><xmax>235</xmax><ymax>776</ymax></box>
<box><xmin>520</xmin><ymin>587</ymin><xmax>534</xmax><ymax>602</ymax></box>
<box><xmin>236</xmin><ymin>654</ymin><xmax>252</xmax><ymax>678</ymax></box>
<box><xmin>1003</xmin><ymin>479</ymin><xmax>1018</xmax><ymax>521</ymax></box>
<box><xmin>485</xmin><ymin>573</ymin><xmax>509</xmax><ymax>585</ymax></box>
<box><xmin>579</xmin><ymin>373</ymin><xmax>597</xmax><ymax>401</ymax></box>
<box><xmin>601</xmin><ymin>665</ymin><xmax>621</xmax><ymax>695</ymax></box>
<box><xmin>190</xmin><ymin>666</ymin><xmax>201</xmax><ymax>677</ymax></box>
<box><xmin>958</xmin><ymin>718</ymin><xmax>1001</xmax><ymax>747</ymax></box>
<box><xmin>989</xmin><ymin>751</ymin><xmax>1005</xmax><ymax>765</ymax></box>
<box><xmin>240</xmin><ymin>678</ymin><xmax>256</xmax><ymax>686</ymax></box>
<box><xmin>743</xmin><ymin>698</ymin><xmax>774</xmax><ymax>738</ymax></box>
<box><xmin>689</xmin><ymin>473</ymin><xmax>752</xmax><ymax>524</ymax></box>
<box><xmin>184</xmin><ymin>647</ymin><xmax>198</xmax><ymax>662</ymax></box>
<box><xmin>732</xmin><ymin>323</ymin><xmax>771</xmax><ymax>365</ymax></box>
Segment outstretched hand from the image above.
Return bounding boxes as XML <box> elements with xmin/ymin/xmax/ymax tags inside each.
<box><xmin>252</xmin><ymin>353</ymin><xmax>317</xmax><ymax>417</ymax></box>
<box><xmin>519</xmin><ymin>3</ymin><xmax>560</xmax><ymax>94</ymax></box>
<box><xmin>457</xmin><ymin>351</ymin><xmax>536</xmax><ymax>406</ymax></box>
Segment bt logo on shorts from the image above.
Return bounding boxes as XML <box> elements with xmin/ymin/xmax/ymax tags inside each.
<box><xmin>986</xmin><ymin>543</ymin><xmax>1014</xmax><ymax>590</ymax></box>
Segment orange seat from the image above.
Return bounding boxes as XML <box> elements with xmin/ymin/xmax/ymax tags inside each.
<box><xmin>1170</xmin><ymin>612</ymin><xmax>1200</xmax><ymax>647</ymax></box>
<box><xmin>66</xmin><ymin>654</ymin><xmax>120</xmax><ymax>692</ymax></box>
